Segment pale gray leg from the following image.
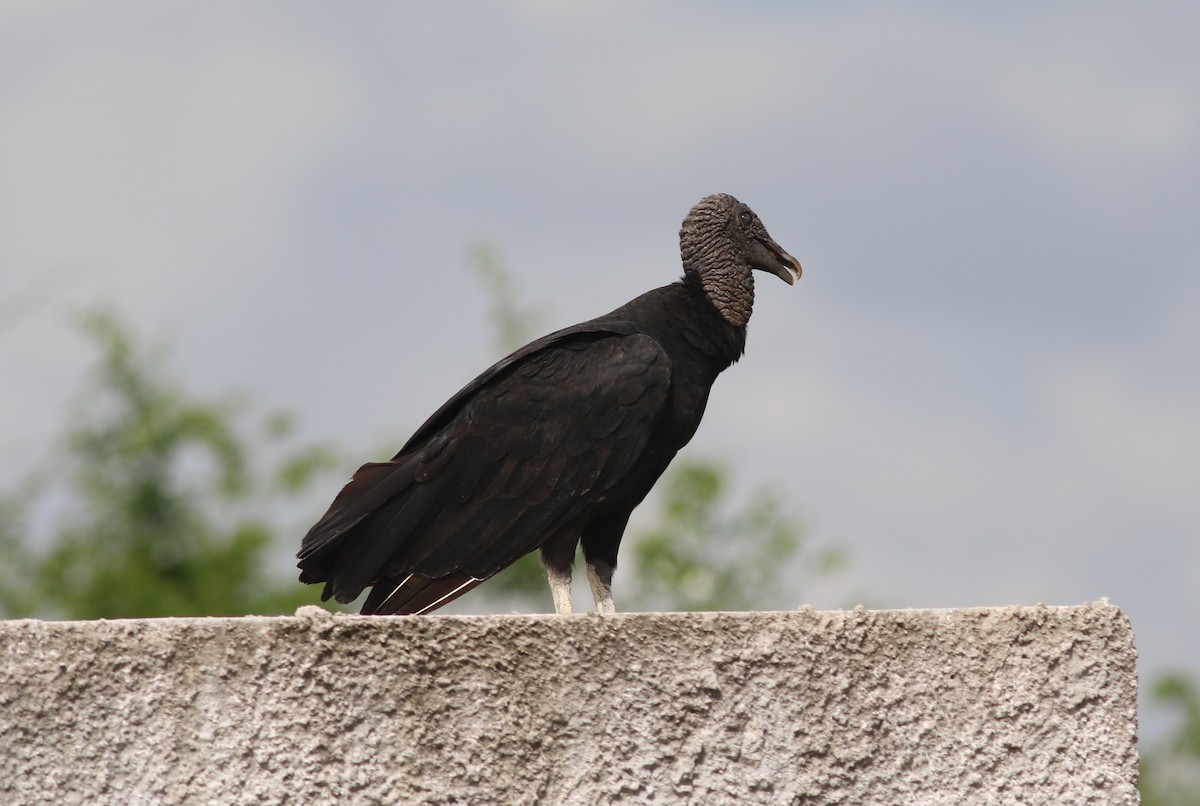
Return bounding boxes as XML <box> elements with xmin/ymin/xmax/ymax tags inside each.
<box><xmin>587</xmin><ymin>560</ymin><xmax>616</xmax><ymax>615</ymax></box>
<box><xmin>544</xmin><ymin>562</ymin><xmax>574</xmax><ymax>615</ymax></box>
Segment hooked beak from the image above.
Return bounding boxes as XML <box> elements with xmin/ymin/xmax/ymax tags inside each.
<box><xmin>750</xmin><ymin>236</ymin><xmax>803</xmax><ymax>285</ymax></box>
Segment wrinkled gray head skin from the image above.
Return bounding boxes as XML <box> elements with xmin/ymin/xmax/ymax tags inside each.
<box><xmin>679</xmin><ymin>193</ymin><xmax>802</xmax><ymax>327</ymax></box>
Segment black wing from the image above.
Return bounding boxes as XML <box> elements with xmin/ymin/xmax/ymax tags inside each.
<box><xmin>297</xmin><ymin>328</ymin><xmax>672</xmax><ymax>613</ymax></box>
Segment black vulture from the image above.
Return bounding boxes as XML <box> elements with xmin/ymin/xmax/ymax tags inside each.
<box><xmin>297</xmin><ymin>193</ymin><xmax>801</xmax><ymax>615</ymax></box>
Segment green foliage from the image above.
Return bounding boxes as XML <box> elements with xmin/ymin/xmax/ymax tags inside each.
<box><xmin>0</xmin><ymin>484</ymin><xmax>41</xmax><ymax>616</ymax></box>
<box><xmin>1141</xmin><ymin>672</ymin><xmax>1200</xmax><ymax>806</ymax></box>
<box><xmin>0</xmin><ymin>309</ymin><xmax>340</xmax><ymax>619</ymax></box>
<box><xmin>626</xmin><ymin>458</ymin><xmax>843</xmax><ymax>612</ymax></box>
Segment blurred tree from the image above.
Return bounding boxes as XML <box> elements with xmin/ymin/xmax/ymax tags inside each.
<box><xmin>625</xmin><ymin>458</ymin><xmax>844</xmax><ymax>612</ymax></box>
<box><xmin>1141</xmin><ymin>671</ymin><xmax>1200</xmax><ymax>806</ymax></box>
<box><xmin>0</xmin><ymin>309</ymin><xmax>340</xmax><ymax>618</ymax></box>
<box><xmin>0</xmin><ymin>484</ymin><xmax>41</xmax><ymax>616</ymax></box>
<box><xmin>464</xmin><ymin>243</ymin><xmax>844</xmax><ymax>613</ymax></box>
<box><xmin>467</xmin><ymin>241</ymin><xmax>550</xmax><ymax>356</ymax></box>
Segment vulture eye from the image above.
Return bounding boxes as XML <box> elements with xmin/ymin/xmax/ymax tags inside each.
<box><xmin>738</xmin><ymin>208</ymin><xmax>753</xmax><ymax>228</ymax></box>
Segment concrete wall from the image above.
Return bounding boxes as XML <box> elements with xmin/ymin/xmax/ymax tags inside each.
<box><xmin>2</xmin><ymin>602</ymin><xmax>1137</xmax><ymax>805</ymax></box>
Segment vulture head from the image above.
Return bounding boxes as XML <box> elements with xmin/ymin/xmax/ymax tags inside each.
<box><xmin>679</xmin><ymin>193</ymin><xmax>802</xmax><ymax>327</ymax></box>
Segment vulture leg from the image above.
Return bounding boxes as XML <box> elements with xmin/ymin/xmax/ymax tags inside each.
<box><xmin>541</xmin><ymin>534</ymin><xmax>579</xmax><ymax>614</ymax></box>
<box><xmin>545</xmin><ymin>563</ymin><xmax>573</xmax><ymax>614</ymax></box>
<box><xmin>587</xmin><ymin>559</ymin><xmax>616</xmax><ymax>615</ymax></box>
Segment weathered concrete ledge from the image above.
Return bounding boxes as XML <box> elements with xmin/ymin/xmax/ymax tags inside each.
<box><xmin>1</xmin><ymin>602</ymin><xmax>1136</xmax><ymax>805</ymax></box>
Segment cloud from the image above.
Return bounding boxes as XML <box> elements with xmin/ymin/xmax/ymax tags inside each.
<box><xmin>1042</xmin><ymin>355</ymin><xmax>1200</xmax><ymax>520</ymax></box>
<box><xmin>0</xmin><ymin>10</ymin><xmax>362</xmax><ymax>311</ymax></box>
<box><xmin>995</xmin><ymin>65</ymin><xmax>1195</xmax><ymax>163</ymax></box>
<box><xmin>701</xmin><ymin>289</ymin><xmax>1200</xmax><ymax>612</ymax></box>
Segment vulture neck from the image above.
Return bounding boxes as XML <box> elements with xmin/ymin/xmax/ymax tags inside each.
<box><xmin>682</xmin><ymin>248</ymin><xmax>756</xmax><ymax>329</ymax></box>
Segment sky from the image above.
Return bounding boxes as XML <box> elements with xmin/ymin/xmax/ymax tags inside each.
<box><xmin>1</xmin><ymin>2</ymin><xmax>1197</xmax><ymax>736</ymax></box>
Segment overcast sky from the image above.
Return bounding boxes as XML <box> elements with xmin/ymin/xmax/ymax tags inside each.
<box><xmin>2</xmin><ymin>2</ymin><xmax>1197</xmax><ymax>735</ymax></box>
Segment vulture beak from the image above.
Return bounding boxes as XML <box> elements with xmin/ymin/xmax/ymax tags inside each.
<box><xmin>750</xmin><ymin>236</ymin><xmax>803</xmax><ymax>285</ymax></box>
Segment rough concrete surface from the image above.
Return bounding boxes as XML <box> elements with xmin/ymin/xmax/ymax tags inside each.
<box><xmin>2</xmin><ymin>602</ymin><xmax>1136</xmax><ymax>805</ymax></box>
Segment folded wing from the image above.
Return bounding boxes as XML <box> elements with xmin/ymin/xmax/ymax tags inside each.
<box><xmin>296</xmin><ymin>330</ymin><xmax>672</xmax><ymax>613</ymax></box>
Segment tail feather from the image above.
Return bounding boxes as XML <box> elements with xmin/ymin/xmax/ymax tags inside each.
<box><xmin>298</xmin><ymin>461</ymin><xmax>415</xmax><ymax>562</ymax></box>
<box><xmin>362</xmin><ymin>571</ymin><xmax>484</xmax><ymax>615</ymax></box>
<box><xmin>323</xmin><ymin>478</ymin><xmax>446</xmax><ymax>603</ymax></box>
